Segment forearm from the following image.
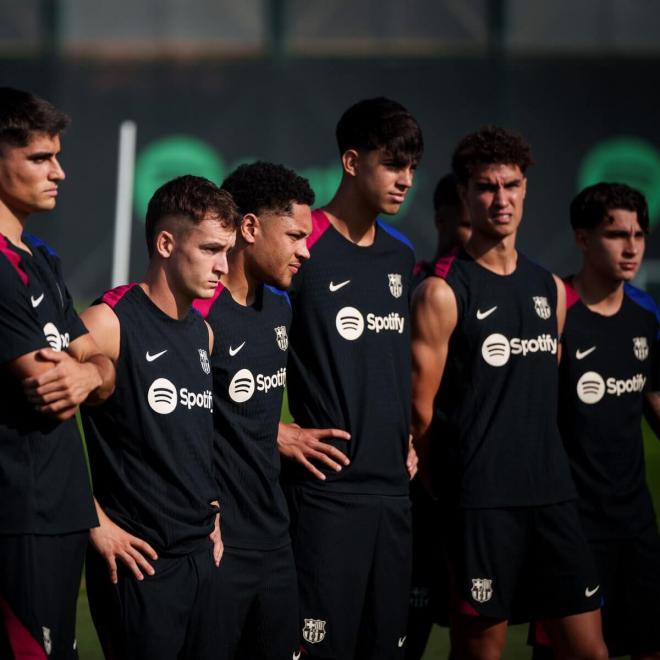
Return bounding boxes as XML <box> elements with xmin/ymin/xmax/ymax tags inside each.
<box><xmin>81</xmin><ymin>353</ymin><xmax>116</xmax><ymax>405</ymax></box>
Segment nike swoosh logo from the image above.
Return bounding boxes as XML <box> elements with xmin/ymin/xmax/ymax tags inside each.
<box><xmin>229</xmin><ymin>341</ymin><xmax>246</xmax><ymax>357</ymax></box>
<box><xmin>31</xmin><ymin>293</ymin><xmax>44</xmax><ymax>308</ymax></box>
<box><xmin>145</xmin><ymin>350</ymin><xmax>167</xmax><ymax>362</ymax></box>
<box><xmin>585</xmin><ymin>585</ymin><xmax>599</xmax><ymax>598</ymax></box>
<box><xmin>398</xmin><ymin>636</ymin><xmax>406</xmax><ymax>648</ymax></box>
<box><xmin>576</xmin><ymin>346</ymin><xmax>596</xmax><ymax>360</ymax></box>
<box><xmin>329</xmin><ymin>280</ymin><xmax>350</xmax><ymax>292</ymax></box>
<box><xmin>476</xmin><ymin>306</ymin><xmax>497</xmax><ymax>320</ymax></box>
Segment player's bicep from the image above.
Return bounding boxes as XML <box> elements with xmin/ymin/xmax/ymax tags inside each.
<box><xmin>204</xmin><ymin>321</ymin><xmax>214</xmax><ymax>354</ymax></box>
<box><xmin>79</xmin><ymin>304</ymin><xmax>121</xmax><ymax>362</ymax></box>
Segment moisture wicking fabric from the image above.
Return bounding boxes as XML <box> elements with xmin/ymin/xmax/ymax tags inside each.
<box><xmin>194</xmin><ymin>284</ymin><xmax>292</xmax><ymax>550</ymax></box>
<box><xmin>81</xmin><ymin>285</ymin><xmax>217</xmax><ymax>556</ymax></box>
<box><xmin>433</xmin><ymin>250</ymin><xmax>576</xmax><ymax>508</ymax></box>
<box><xmin>560</xmin><ymin>280</ymin><xmax>660</xmax><ymax>539</ymax></box>
<box><xmin>0</xmin><ymin>233</ymin><xmax>95</xmax><ymax>535</ymax></box>
<box><xmin>285</xmin><ymin>210</ymin><xmax>415</xmax><ymax>495</ymax></box>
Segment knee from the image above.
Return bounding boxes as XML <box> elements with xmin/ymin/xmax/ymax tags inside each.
<box><xmin>574</xmin><ymin>642</ymin><xmax>609</xmax><ymax>660</ymax></box>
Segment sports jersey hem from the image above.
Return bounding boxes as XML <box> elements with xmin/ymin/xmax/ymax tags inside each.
<box><xmin>0</xmin><ymin>519</ymin><xmax>97</xmax><ymax>536</ymax></box>
<box><xmin>288</xmin><ymin>480</ymin><xmax>410</xmax><ymax>498</ymax></box>
<box><xmin>222</xmin><ymin>538</ymin><xmax>292</xmax><ymax>552</ymax></box>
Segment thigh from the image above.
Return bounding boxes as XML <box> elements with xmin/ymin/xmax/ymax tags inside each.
<box><xmin>287</xmin><ymin>486</ymin><xmax>379</xmax><ymax>659</ymax></box>
<box><xmin>358</xmin><ymin>495</ymin><xmax>412</xmax><ymax>660</ymax></box>
<box><xmin>448</xmin><ymin>508</ymin><xmax>527</xmax><ymax>621</ymax></box>
<box><xmin>532</xmin><ymin>502</ymin><xmax>601</xmax><ymax>620</ymax></box>
<box><xmin>208</xmin><ymin>547</ymin><xmax>259</xmax><ymax>660</ymax></box>
<box><xmin>88</xmin><ymin>547</ymin><xmax>197</xmax><ymax>660</ymax></box>
<box><xmin>0</xmin><ymin>532</ymin><xmax>87</xmax><ymax>660</ymax></box>
<box><xmin>237</xmin><ymin>545</ymin><xmax>299</xmax><ymax>660</ymax></box>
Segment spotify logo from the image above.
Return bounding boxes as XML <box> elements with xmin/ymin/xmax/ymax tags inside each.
<box><xmin>481</xmin><ymin>333</ymin><xmax>511</xmax><ymax>367</ymax></box>
<box><xmin>147</xmin><ymin>378</ymin><xmax>178</xmax><ymax>414</ymax></box>
<box><xmin>576</xmin><ymin>371</ymin><xmax>606</xmax><ymax>405</ymax></box>
<box><xmin>336</xmin><ymin>306</ymin><xmax>365</xmax><ymax>341</ymax></box>
<box><xmin>229</xmin><ymin>368</ymin><xmax>255</xmax><ymax>403</ymax></box>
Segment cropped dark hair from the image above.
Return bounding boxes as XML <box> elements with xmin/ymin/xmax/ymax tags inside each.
<box><xmin>221</xmin><ymin>161</ymin><xmax>315</xmax><ymax>217</ymax></box>
<box><xmin>452</xmin><ymin>125</ymin><xmax>533</xmax><ymax>184</ymax></box>
<box><xmin>433</xmin><ymin>173</ymin><xmax>461</xmax><ymax>214</ymax></box>
<box><xmin>0</xmin><ymin>87</ymin><xmax>70</xmax><ymax>149</ymax></box>
<box><xmin>336</xmin><ymin>97</ymin><xmax>424</xmax><ymax>166</ymax></box>
<box><xmin>145</xmin><ymin>175</ymin><xmax>240</xmax><ymax>257</ymax></box>
<box><xmin>570</xmin><ymin>182</ymin><xmax>650</xmax><ymax>233</ymax></box>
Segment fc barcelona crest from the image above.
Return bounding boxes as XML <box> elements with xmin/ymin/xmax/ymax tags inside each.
<box><xmin>532</xmin><ymin>296</ymin><xmax>551</xmax><ymax>320</ymax></box>
<box><xmin>198</xmin><ymin>348</ymin><xmax>211</xmax><ymax>374</ymax></box>
<box><xmin>302</xmin><ymin>618</ymin><xmax>327</xmax><ymax>644</ymax></box>
<box><xmin>471</xmin><ymin>578</ymin><xmax>493</xmax><ymax>603</ymax></box>
<box><xmin>274</xmin><ymin>325</ymin><xmax>288</xmax><ymax>351</ymax></box>
<box><xmin>633</xmin><ymin>336</ymin><xmax>649</xmax><ymax>360</ymax></box>
<box><xmin>388</xmin><ymin>273</ymin><xmax>403</xmax><ymax>298</ymax></box>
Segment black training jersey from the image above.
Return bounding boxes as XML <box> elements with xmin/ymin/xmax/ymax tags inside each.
<box><xmin>560</xmin><ymin>280</ymin><xmax>660</xmax><ymax>539</ymax></box>
<box><xmin>432</xmin><ymin>250</ymin><xmax>576</xmax><ymax>508</ymax></box>
<box><xmin>285</xmin><ymin>209</ymin><xmax>415</xmax><ymax>496</ymax></box>
<box><xmin>81</xmin><ymin>284</ymin><xmax>217</xmax><ymax>556</ymax></box>
<box><xmin>194</xmin><ymin>284</ymin><xmax>291</xmax><ymax>550</ymax></box>
<box><xmin>0</xmin><ymin>233</ymin><xmax>96</xmax><ymax>535</ymax></box>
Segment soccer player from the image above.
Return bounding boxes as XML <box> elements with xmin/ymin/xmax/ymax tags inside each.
<box><xmin>0</xmin><ymin>87</ymin><xmax>115</xmax><ymax>660</ymax></box>
<box><xmin>407</xmin><ymin>173</ymin><xmax>470</xmax><ymax>660</ymax></box>
<box><xmin>411</xmin><ymin>173</ymin><xmax>471</xmax><ymax>287</ymax></box>
<box><xmin>411</xmin><ymin>126</ymin><xmax>608</xmax><ymax>659</ymax></box>
<box><xmin>281</xmin><ymin>97</ymin><xmax>422</xmax><ymax>659</ymax></box>
<box><xmin>192</xmin><ymin>161</ymin><xmax>316</xmax><ymax>659</ymax></box>
<box><xmin>80</xmin><ymin>175</ymin><xmax>238</xmax><ymax>660</ymax></box>
<box><xmin>530</xmin><ymin>182</ymin><xmax>660</xmax><ymax>658</ymax></box>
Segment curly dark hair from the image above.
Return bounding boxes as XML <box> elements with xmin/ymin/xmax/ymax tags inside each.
<box><xmin>145</xmin><ymin>175</ymin><xmax>240</xmax><ymax>257</ymax></box>
<box><xmin>221</xmin><ymin>161</ymin><xmax>315</xmax><ymax>217</ymax></box>
<box><xmin>570</xmin><ymin>182</ymin><xmax>650</xmax><ymax>233</ymax></box>
<box><xmin>0</xmin><ymin>87</ymin><xmax>70</xmax><ymax>149</ymax></box>
<box><xmin>336</xmin><ymin>97</ymin><xmax>424</xmax><ymax>166</ymax></box>
<box><xmin>452</xmin><ymin>125</ymin><xmax>533</xmax><ymax>184</ymax></box>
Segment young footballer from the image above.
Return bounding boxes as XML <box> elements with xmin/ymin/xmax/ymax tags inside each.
<box><xmin>531</xmin><ymin>182</ymin><xmax>660</xmax><ymax>659</ymax></box>
<box><xmin>193</xmin><ymin>161</ymin><xmax>316</xmax><ymax>659</ymax></box>
<box><xmin>411</xmin><ymin>126</ymin><xmax>608</xmax><ymax>659</ymax></box>
<box><xmin>80</xmin><ymin>175</ymin><xmax>238</xmax><ymax>660</ymax></box>
<box><xmin>0</xmin><ymin>87</ymin><xmax>114</xmax><ymax>660</ymax></box>
<box><xmin>281</xmin><ymin>97</ymin><xmax>422</xmax><ymax>659</ymax></box>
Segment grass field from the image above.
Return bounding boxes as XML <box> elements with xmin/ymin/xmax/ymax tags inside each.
<box><xmin>74</xmin><ymin>423</ymin><xmax>660</xmax><ymax>659</ymax></box>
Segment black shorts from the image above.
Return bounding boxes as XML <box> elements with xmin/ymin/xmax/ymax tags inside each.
<box><xmin>530</xmin><ymin>518</ymin><xmax>660</xmax><ymax>656</ymax></box>
<box><xmin>449</xmin><ymin>502</ymin><xmax>600</xmax><ymax>622</ymax></box>
<box><xmin>86</xmin><ymin>541</ymin><xmax>218</xmax><ymax>660</ymax></box>
<box><xmin>0</xmin><ymin>532</ymin><xmax>87</xmax><ymax>660</ymax></box>
<box><xmin>212</xmin><ymin>543</ymin><xmax>299</xmax><ymax>660</ymax></box>
<box><xmin>286</xmin><ymin>485</ymin><xmax>412</xmax><ymax>659</ymax></box>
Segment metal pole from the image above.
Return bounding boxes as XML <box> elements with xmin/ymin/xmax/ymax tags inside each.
<box><xmin>111</xmin><ymin>121</ymin><xmax>137</xmax><ymax>288</ymax></box>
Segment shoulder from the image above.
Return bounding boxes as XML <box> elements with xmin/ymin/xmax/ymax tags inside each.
<box><xmin>376</xmin><ymin>219</ymin><xmax>414</xmax><ymax>253</ymax></box>
<box><xmin>264</xmin><ymin>284</ymin><xmax>292</xmax><ymax>311</ymax></box>
<box><xmin>0</xmin><ymin>234</ymin><xmax>29</xmax><ymax>287</ymax></box>
<box><xmin>307</xmin><ymin>209</ymin><xmax>333</xmax><ymax>250</ymax></box>
<box><xmin>624</xmin><ymin>283</ymin><xmax>660</xmax><ymax>336</ymax></box>
<box><xmin>192</xmin><ymin>283</ymin><xmax>225</xmax><ymax>319</ymax></box>
<box><xmin>413</xmin><ymin>276</ymin><xmax>458</xmax><ymax>314</ymax></box>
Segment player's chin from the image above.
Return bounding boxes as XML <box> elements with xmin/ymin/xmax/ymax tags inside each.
<box><xmin>195</xmin><ymin>282</ymin><xmax>220</xmax><ymax>299</ymax></box>
<box><xmin>379</xmin><ymin>202</ymin><xmax>403</xmax><ymax>216</ymax></box>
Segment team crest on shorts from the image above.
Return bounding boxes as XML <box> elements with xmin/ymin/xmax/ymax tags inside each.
<box><xmin>274</xmin><ymin>325</ymin><xmax>288</xmax><ymax>351</ymax></box>
<box><xmin>388</xmin><ymin>273</ymin><xmax>403</xmax><ymax>298</ymax></box>
<box><xmin>532</xmin><ymin>296</ymin><xmax>551</xmax><ymax>320</ymax></box>
<box><xmin>471</xmin><ymin>578</ymin><xmax>493</xmax><ymax>603</ymax></box>
<box><xmin>633</xmin><ymin>336</ymin><xmax>649</xmax><ymax>360</ymax></box>
<box><xmin>198</xmin><ymin>348</ymin><xmax>211</xmax><ymax>374</ymax></box>
<box><xmin>302</xmin><ymin>618</ymin><xmax>327</xmax><ymax>644</ymax></box>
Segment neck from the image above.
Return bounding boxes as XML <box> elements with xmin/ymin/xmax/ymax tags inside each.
<box><xmin>573</xmin><ymin>266</ymin><xmax>625</xmax><ymax>315</ymax></box>
<box><xmin>222</xmin><ymin>249</ymin><xmax>259</xmax><ymax>306</ymax></box>
<box><xmin>323</xmin><ymin>181</ymin><xmax>379</xmax><ymax>246</ymax></box>
<box><xmin>141</xmin><ymin>263</ymin><xmax>192</xmax><ymax>320</ymax></box>
<box><xmin>465</xmin><ymin>231</ymin><xmax>518</xmax><ymax>275</ymax></box>
<box><xmin>0</xmin><ymin>207</ymin><xmax>30</xmax><ymax>250</ymax></box>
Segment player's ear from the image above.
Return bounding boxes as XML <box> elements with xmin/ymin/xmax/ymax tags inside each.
<box><xmin>521</xmin><ymin>176</ymin><xmax>528</xmax><ymax>200</ymax></box>
<box><xmin>574</xmin><ymin>228</ymin><xmax>589</xmax><ymax>252</ymax></box>
<box><xmin>154</xmin><ymin>229</ymin><xmax>175</xmax><ymax>258</ymax></box>
<box><xmin>240</xmin><ymin>213</ymin><xmax>258</xmax><ymax>245</ymax></box>
<box><xmin>341</xmin><ymin>149</ymin><xmax>359</xmax><ymax>177</ymax></box>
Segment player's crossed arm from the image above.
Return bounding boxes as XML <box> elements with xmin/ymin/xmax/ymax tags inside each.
<box><xmin>17</xmin><ymin>333</ymin><xmax>115</xmax><ymax>421</ymax></box>
<box><xmin>554</xmin><ymin>273</ymin><xmax>567</xmax><ymax>363</ymax></box>
<box><xmin>410</xmin><ymin>277</ymin><xmax>458</xmax><ymax>494</ymax></box>
<box><xmin>277</xmin><ymin>422</ymin><xmax>351</xmax><ymax>480</ymax></box>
